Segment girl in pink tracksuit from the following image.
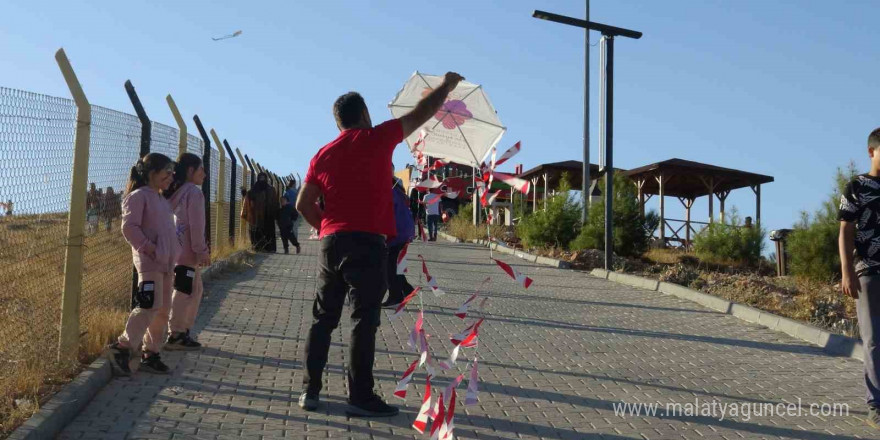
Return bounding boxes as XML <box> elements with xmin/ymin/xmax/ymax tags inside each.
<box><xmin>106</xmin><ymin>153</ymin><xmax>180</xmax><ymax>376</ymax></box>
<box><xmin>164</xmin><ymin>153</ymin><xmax>210</xmax><ymax>350</ymax></box>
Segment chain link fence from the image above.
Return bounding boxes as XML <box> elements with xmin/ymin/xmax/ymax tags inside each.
<box><xmin>0</xmin><ymin>84</ymin><xmax>283</xmax><ymax>433</ymax></box>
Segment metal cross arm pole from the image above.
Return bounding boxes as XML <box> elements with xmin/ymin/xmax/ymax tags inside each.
<box><xmin>532</xmin><ymin>10</ymin><xmax>642</xmax><ymax>39</ymax></box>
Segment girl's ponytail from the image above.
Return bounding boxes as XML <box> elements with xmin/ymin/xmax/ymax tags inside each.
<box><xmin>126</xmin><ymin>162</ymin><xmax>146</xmax><ymax>195</ymax></box>
<box><xmin>126</xmin><ymin>153</ymin><xmax>173</xmax><ymax>195</ymax></box>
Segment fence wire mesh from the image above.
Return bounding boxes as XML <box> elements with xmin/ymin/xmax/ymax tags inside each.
<box><xmin>80</xmin><ymin>105</ymin><xmax>141</xmax><ymax>356</ymax></box>
<box><xmin>0</xmin><ymin>88</ymin><xmax>76</xmax><ymax>375</ymax></box>
<box><xmin>0</xmin><ymin>85</ymin><xmax>282</xmax><ymax>434</ymax></box>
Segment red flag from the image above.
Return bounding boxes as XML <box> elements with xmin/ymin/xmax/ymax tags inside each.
<box><xmin>493</xmin><ymin>258</ymin><xmax>534</xmax><ymax>289</ymax></box>
<box><xmin>429</xmin><ymin>392</ymin><xmax>446</xmax><ymax>440</ymax></box>
<box><xmin>492</xmin><ymin>171</ymin><xmax>531</xmax><ymax>194</ymax></box>
<box><xmin>412</xmin><ymin>375</ymin><xmax>433</xmax><ymax>433</ymax></box>
<box><xmin>393</xmin><ymin>358</ymin><xmax>419</xmax><ymax>399</ymax></box>
<box><xmin>418</xmin><ymin>255</ymin><xmax>445</xmax><ymax>296</ymax></box>
<box><xmin>465</xmin><ymin>358</ymin><xmax>479</xmax><ymax>405</ymax></box>
<box><xmin>386</xmin><ymin>287</ymin><xmax>421</xmax><ymax>321</ymax></box>
<box><xmin>397</xmin><ymin>242</ymin><xmax>408</xmax><ymax>275</ymax></box>
<box><xmin>494</xmin><ymin>141</ymin><xmax>521</xmax><ymax>168</ymax></box>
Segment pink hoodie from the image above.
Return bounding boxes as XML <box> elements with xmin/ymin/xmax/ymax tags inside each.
<box><xmin>168</xmin><ymin>182</ymin><xmax>209</xmax><ymax>267</ymax></box>
<box><xmin>121</xmin><ymin>186</ymin><xmax>180</xmax><ymax>274</ymax></box>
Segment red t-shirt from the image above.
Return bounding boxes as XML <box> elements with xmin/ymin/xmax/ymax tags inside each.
<box><xmin>305</xmin><ymin>119</ymin><xmax>403</xmax><ymax>238</ymax></box>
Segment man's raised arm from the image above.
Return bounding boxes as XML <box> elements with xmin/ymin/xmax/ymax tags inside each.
<box><xmin>399</xmin><ymin>72</ymin><xmax>464</xmax><ymax>139</ymax></box>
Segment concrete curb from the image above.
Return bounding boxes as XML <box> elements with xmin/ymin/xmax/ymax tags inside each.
<box><xmin>9</xmin><ymin>249</ymin><xmax>254</xmax><ymax>440</ymax></box>
<box><xmin>438</xmin><ymin>232</ymin><xmax>570</xmax><ymax>269</ymax></box>
<box><xmin>590</xmin><ymin>269</ymin><xmax>863</xmax><ymax>361</ymax></box>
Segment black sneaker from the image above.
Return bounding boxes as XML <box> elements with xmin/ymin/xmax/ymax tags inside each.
<box><xmin>346</xmin><ymin>394</ymin><xmax>399</xmax><ymax>417</ymax></box>
<box><xmin>105</xmin><ymin>342</ymin><xmax>131</xmax><ymax>376</ymax></box>
<box><xmin>299</xmin><ymin>392</ymin><xmax>319</xmax><ymax>411</ymax></box>
<box><xmin>139</xmin><ymin>352</ymin><xmax>170</xmax><ymax>374</ymax></box>
<box><xmin>295</xmin><ymin>245</ymin><xmax>301</xmax><ymax>254</ymax></box>
<box><xmin>165</xmin><ymin>332</ymin><xmax>201</xmax><ymax>351</ymax></box>
<box><xmin>866</xmin><ymin>407</ymin><xmax>880</xmax><ymax>430</ymax></box>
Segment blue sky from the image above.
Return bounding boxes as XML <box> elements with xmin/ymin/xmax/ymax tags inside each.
<box><xmin>2</xmin><ymin>0</ymin><xmax>878</xmax><ymax>240</ymax></box>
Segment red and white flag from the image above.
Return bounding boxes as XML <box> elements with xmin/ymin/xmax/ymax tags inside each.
<box><xmin>465</xmin><ymin>358</ymin><xmax>479</xmax><ymax>406</ymax></box>
<box><xmin>418</xmin><ymin>330</ymin><xmax>437</xmax><ymax>376</ymax></box>
<box><xmin>408</xmin><ymin>310</ymin><xmax>423</xmax><ymax>350</ymax></box>
<box><xmin>415</xmin><ymin>176</ymin><xmax>442</xmax><ymax>190</ymax></box>
<box><xmin>494</xmin><ymin>141</ymin><xmax>521</xmax><ymax>168</ymax></box>
<box><xmin>450</xmin><ymin>318</ymin><xmax>483</xmax><ymax>347</ymax></box>
<box><xmin>397</xmin><ymin>242</ymin><xmax>409</xmax><ymax>275</ymax></box>
<box><xmin>493</xmin><ymin>258</ymin><xmax>533</xmax><ymax>289</ymax></box>
<box><xmin>432</xmin><ymin>159</ymin><xmax>447</xmax><ymax>170</ymax></box>
<box><xmin>444</xmin><ymin>388</ymin><xmax>457</xmax><ymax>439</ymax></box>
<box><xmin>455</xmin><ymin>277</ymin><xmax>489</xmax><ymax>319</ymax></box>
<box><xmin>418</xmin><ymin>220</ymin><xmax>428</xmax><ymax>242</ymax></box>
<box><xmin>491</xmin><ymin>171</ymin><xmax>531</xmax><ymax>194</ymax></box>
<box><xmin>412</xmin><ymin>375</ymin><xmax>433</xmax><ymax>433</ymax></box>
<box><xmin>393</xmin><ymin>358</ymin><xmax>419</xmax><ymax>399</ymax></box>
<box><xmin>429</xmin><ymin>392</ymin><xmax>446</xmax><ymax>440</ymax></box>
<box><xmin>419</xmin><ymin>255</ymin><xmax>445</xmax><ymax>296</ymax></box>
<box><xmin>386</xmin><ymin>287</ymin><xmax>421</xmax><ymax>321</ymax></box>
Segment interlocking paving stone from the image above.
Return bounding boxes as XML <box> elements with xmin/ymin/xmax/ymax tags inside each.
<box><xmin>59</xmin><ymin>228</ymin><xmax>879</xmax><ymax>439</ymax></box>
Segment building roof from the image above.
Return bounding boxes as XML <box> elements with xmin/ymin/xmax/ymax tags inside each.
<box><xmin>518</xmin><ymin>160</ymin><xmax>604</xmax><ymax>191</ymax></box>
<box><xmin>622</xmin><ymin>158</ymin><xmax>774</xmax><ymax>199</ymax></box>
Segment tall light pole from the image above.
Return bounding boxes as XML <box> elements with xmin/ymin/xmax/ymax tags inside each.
<box><xmin>532</xmin><ymin>9</ymin><xmax>642</xmax><ymax>271</ymax></box>
<box><xmin>583</xmin><ymin>1</ymin><xmax>590</xmax><ymax>221</ymax></box>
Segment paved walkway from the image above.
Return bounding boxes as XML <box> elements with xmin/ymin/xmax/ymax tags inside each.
<box><xmin>60</xmin><ymin>232</ymin><xmax>877</xmax><ymax>439</ymax></box>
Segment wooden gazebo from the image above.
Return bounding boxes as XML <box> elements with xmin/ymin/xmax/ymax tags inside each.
<box><xmin>518</xmin><ymin>160</ymin><xmax>603</xmax><ymax>211</ymax></box>
<box><xmin>622</xmin><ymin>159</ymin><xmax>774</xmax><ymax>247</ymax></box>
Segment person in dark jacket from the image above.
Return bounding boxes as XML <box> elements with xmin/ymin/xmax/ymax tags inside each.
<box><xmin>382</xmin><ymin>175</ymin><xmax>416</xmax><ymax>307</ymax></box>
<box><xmin>277</xmin><ymin>196</ymin><xmax>301</xmax><ymax>254</ymax></box>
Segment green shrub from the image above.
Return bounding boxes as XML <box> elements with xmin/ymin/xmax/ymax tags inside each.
<box><xmin>570</xmin><ymin>173</ymin><xmax>658</xmax><ymax>257</ymax></box>
<box><xmin>787</xmin><ymin>162</ymin><xmax>858</xmax><ymax>282</ymax></box>
<box><xmin>516</xmin><ymin>174</ymin><xmax>582</xmax><ymax>249</ymax></box>
<box><xmin>692</xmin><ymin>208</ymin><xmax>765</xmax><ymax>266</ymax></box>
<box><xmin>447</xmin><ymin>202</ymin><xmax>507</xmax><ymax>241</ymax></box>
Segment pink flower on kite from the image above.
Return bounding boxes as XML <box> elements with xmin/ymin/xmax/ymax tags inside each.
<box><xmin>435</xmin><ymin>100</ymin><xmax>472</xmax><ymax>129</ymax></box>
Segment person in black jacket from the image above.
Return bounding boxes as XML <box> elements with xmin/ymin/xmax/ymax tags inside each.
<box><xmin>277</xmin><ymin>196</ymin><xmax>300</xmax><ymax>254</ymax></box>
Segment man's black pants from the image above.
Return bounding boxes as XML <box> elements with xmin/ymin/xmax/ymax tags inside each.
<box><xmin>385</xmin><ymin>242</ymin><xmax>415</xmax><ymax>304</ymax></box>
<box><xmin>302</xmin><ymin>232</ymin><xmax>387</xmax><ymax>402</ymax></box>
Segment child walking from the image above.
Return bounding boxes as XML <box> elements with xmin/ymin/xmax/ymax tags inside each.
<box><xmin>277</xmin><ymin>196</ymin><xmax>301</xmax><ymax>254</ymax></box>
<box><xmin>105</xmin><ymin>153</ymin><xmax>180</xmax><ymax>375</ymax></box>
<box><xmin>165</xmin><ymin>153</ymin><xmax>210</xmax><ymax>350</ymax></box>
<box><xmin>839</xmin><ymin>127</ymin><xmax>880</xmax><ymax>430</ymax></box>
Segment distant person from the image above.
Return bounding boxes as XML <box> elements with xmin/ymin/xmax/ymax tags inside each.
<box><xmin>5</xmin><ymin>199</ymin><xmax>12</xmax><ymax>216</ymax></box>
<box><xmin>242</xmin><ymin>173</ymin><xmax>279</xmax><ymax>252</ymax></box>
<box><xmin>284</xmin><ymin>179</ymin><xmax>301</xmax><ymax>245</ymax></box>
<box><xmin>105</xmin><ymin>153</ymin><xmax>180</xmax><ymax>376</ymax></box>
<box><xmin>277</xmin><ymin>196</ymin><xmax>300</xmax><ymax>254</ymax></box>
<box><xmin>165</xmin><ymin>153</ymin><xmax>210</xmax><ymax>351</ymax></box>
<box><xmin>295</xmin><ymin>71</ymin><xmax>464</xmax><ymax>416</ymax></box>
<box><xmin>382</xmin><ymin>173</ymin><xmax>415</xmax><ymax>308</ymax></box>
<box><xmin>839</xmin><ymin>127</ymin><xmax>880</xmax><ymax>430</ymax></box>
<box><xmin>744</xmin><ymin>216</ymin><xmax>753</xmax><ymax>228</ymax></box>
<box><xmin>87</xmin><ymin>183</ymin><xmax>100</xmax><ymax>234</ymax></box>
<box><xmin>103</xmin><ymin>186</ymin><xmax>121</xmax><ymax>231</ymax></box>
<box><xmin>425</xmin><ymin>191</ymin><xmax>441</xmax><ymax>241</ymax></box>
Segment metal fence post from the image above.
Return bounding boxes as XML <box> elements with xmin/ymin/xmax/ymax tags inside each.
<box><xmin>244</xmin><ymin>154</ymin><xmax>256</xmax><ymax>186</ymax></box>
<box><xmin>55</xmin><ymin>48</ymin><xmax>91</xmax><ymax>363</ymax></box>
<box><xmin>210</xmin><ymin>129</ymin><xmax>226</xmax><ymax>246</ymax></box>
<box><xmin>223</xmin><ymin>140</ymin><xmax>236</xmax><ymax>245</ymax></box>
<box><xmin>165</xmin><ymin>94</ymin><xmax>187</xmax><ymax>157</ymax></box>
<box><xmin>193</xmin><ymin>115</ymin><xmax>211</xmax><ymax>248</ymax></box>
<box><xmin>235</xmin><ymin>148</ymin><xmax>249</xmax><ymax>242</ymax></box>
<box><xmin>124</xmin><ymin>80</ymin><xmax>151</xmax><ymax>310</ymax></box>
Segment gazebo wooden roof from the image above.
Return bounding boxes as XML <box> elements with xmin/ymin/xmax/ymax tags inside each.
<box><xmin>518</xmin><ymin>160</ymin><xmax>603</xmax><ymax>191</ymax></box>
<box><xmin>622</xmin><ymin>158</ymin><xmax>774</xmax><ymax>199</ymax></box>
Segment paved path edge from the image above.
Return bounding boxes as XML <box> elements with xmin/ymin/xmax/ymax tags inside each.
<box><xmin>9</xmin><ymin>250</ymin><xmax>251</xmax><ymax>440</ymax></box>
<box><xmin>590</xmin><ymin>268</ymin><xmax>864</xmax><ymax>361</ymax></box>
<box><xmin>437</xmin><ymin>232</ymin><xmax>862</xmax><ymax>361</ymax></box>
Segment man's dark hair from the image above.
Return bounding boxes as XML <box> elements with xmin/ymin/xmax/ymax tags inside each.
<box><xmin>869</xmin><ymin>128</ymin><xmax>880</xmax><ymax>149</ymax></box>
<box><xmin>333</xmin><ymin>92</ymin><xmax>367</xmax><ymax>129</ymax></box>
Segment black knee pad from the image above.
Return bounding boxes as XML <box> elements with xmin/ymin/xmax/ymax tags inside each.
<box><xmin>135</xmin><ymin>281</ymin><xmax>156</xmax><ymax>309</ymax></box>
<box><xmin>173</xmin><ymin>265</ymin><xmax>196</xmax><ymax>294</ymax></box>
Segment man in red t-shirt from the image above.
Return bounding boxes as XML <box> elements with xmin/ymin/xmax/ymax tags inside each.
<box><xmin>296</xmin><ymin>72</ymin><xmax>464</xmax><ymax>416</ymax></box>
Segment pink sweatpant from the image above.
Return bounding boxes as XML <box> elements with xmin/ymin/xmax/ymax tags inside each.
<box><xmin>169</xmin><ymin>269</ymin><xmax>203</xmax><ymax>334</ymax></box>
<box><xmin>118</xmin><ymin>271</ymin><xmax>173</xmax><ymax>353</ymax></box>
